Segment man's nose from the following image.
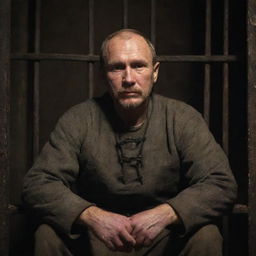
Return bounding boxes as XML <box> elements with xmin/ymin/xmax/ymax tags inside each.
<box><xmin>122</xmin><ymin>67</ymin><xmax>135</xmax><ymax>87</ymax></box>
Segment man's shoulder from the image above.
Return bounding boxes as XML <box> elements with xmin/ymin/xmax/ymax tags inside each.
<box><xmin>60</xmin><ymin>95</ymin><xmax>106</xmax><ymax>120</ymax></box>
<box><xmin>152</xmin><ymin>93</ymin><xmax>199</xmax><ymax>116</ymax></box>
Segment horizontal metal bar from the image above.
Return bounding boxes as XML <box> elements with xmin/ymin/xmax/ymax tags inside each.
<box><xmin>7</xmin><ymin>203</ymin><xmax>248</xmax><ymax>215</ymax></box>
<box><xmin>11</xmin><ymin>53</ymin><xmax>100</xmax><ymax>61</ymax></box>
<box><xmin>232</xmin><ymin>204</ymin><xmax>248</xmax><ymax>214</ymax></box>
<box><xmin>157</xmin><ymin>55</ymin><xmax>237</xmax><ymax>62</ymax></box>
<box><xmin>7</xmin><ymin>204</ymin><xmax>24</xmax><ymax>215</ymax></box>
<box><xmin>11</xmin><ymin>53</ymin><xmax>238</xmax><ymax>62</ymax></box>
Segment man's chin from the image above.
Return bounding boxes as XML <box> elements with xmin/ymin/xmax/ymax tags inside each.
<box><xmin>118</xmin><ymin>98</ymin><xmax>144</xmax><ymax>110</ymax></box>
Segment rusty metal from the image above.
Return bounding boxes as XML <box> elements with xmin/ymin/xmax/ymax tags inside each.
<box><xmin>12</xmin><ymin>53</ymin><xmax>100</xmax><ymax>61</ymax></box>
<box><xmin>222</xmin><ymin>1</ymin><xmax>230</xmax><ymax>256</ymax></box>
<box><xmin>33</xmin><ymin>62</ymin><xmax>40</xmax><ymax>159</ymax></box>
<box><xmin>0</xmin><ymin>0</ymin><xmax>10</xmax><ymax>254</ymax></box>
<box><xmin>11</xmin><ymin>53</ymin><xmax>238</xmax><ymax>62</ymax></box>
<box><xmin>89</xmin><ymin>0</ymin><xmax>94</xmax><ymax>98</ymax></box>
<box><xmin>232</xmin><ymin>204</ymin><xmax>248</xmax><ymax>214</ymax></box>
<box><xmin>204</xmin><ymin>65</ymin><xmax>210</xmax><ymax>125</ymax></box>
<box><xmin>150</xmin><ymin>0</ymin><xmax>156</xmax><ymax>46</ymax></box>
<box><xmin>33</xmin><ymin>0</ymin><xmax>41</xmax><ymax>159</ymax></box>
<box><xmin>157</xmin><ymin>55</ymin><xmax>237</xmax><ymax>62</ymax></box>
<box><xmin>7</xmin><ymin>204</ymin><xmax>24</xmax><ymax>215</ymax></box>
<box><xmin>222</xmin><ymin>0</ymin><xmax>229</xmax><ymax>154</ymax></box>
<box><xmin>248</xmin><ymin>0</ymin><xmax>256</xmax><ymax>255</ymax></box>
<box><xmin>222</xmin><ymin>63</ymin><xmax>229</xmax><ymax>152</ymax></box>
<box><xmin>204</xmin><ymin>0</ymin><xmax>212</xmax><ymax>125</ymax></box>
<box><xmin>123</xmin><ymin>0</ymin><xmax>128</xmax><ymax>28</ymax></box>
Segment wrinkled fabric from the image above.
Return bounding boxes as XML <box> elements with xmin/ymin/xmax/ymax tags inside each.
<box><xmin>22</xmin><ymin>93</ymin><xmax>237</xmax><ymax>236</ymax></box>
<box><xmin>34</xmin><ymin>223</ymin><xmax>223</xmax><ymax>256</ymax></box>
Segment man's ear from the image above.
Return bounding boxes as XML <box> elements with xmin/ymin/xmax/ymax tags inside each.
<box><xmin>153</xmin><ymin>62</ymin><xmax>160</xmax><ymax>83</ymax></box>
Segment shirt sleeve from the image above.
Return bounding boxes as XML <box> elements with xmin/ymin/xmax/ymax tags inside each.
<box><xmin>167</xmin><ymin>104</ymin><xmax>237</xmax><ymax>235</ymax></box>
<box><xmin>22</xmin><ymin>105</ymin><xmax>94</xmax><ymax>235</ymax></box>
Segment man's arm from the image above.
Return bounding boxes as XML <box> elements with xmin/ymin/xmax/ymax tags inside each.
<box><xmin>121</xmin><ymin>103</ymin><xmax>237</xmax><ymax>248</ymax></box>
<box><xmin>167</xmin><ymin>104</ymin><xmax>237</xmax><ymax>235</ymax></box>
<box><xmin>22</xmin><ymin>105</ymin><xmax>93</xmax><ymax>235</ymax></box>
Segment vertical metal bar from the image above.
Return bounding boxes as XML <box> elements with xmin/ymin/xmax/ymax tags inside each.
<box><xmin>223</xmin><ymin>0</ymin><xmax>229</xmax><ymax>154</ymax></box>
<box><xmin>150</xmin><ymin>0</ymin><xmax>156</xmax><ymax>46</ymax></box>
<box><xmin>89</xmin><ymin>0</ymin><xmax>94</xmax><ymax>98</ymax></box>
<box><xmin>0</xmin><ymin>0</ymin><xmax>10</xmax><ymax>254</ymax></box>
<box><xmin>204</xmin><ymin>0</ymin><xmax>212</xmax><ymax>125</ymax></box>
<box><xmin>123</xmin><ymin>0</ymin><xmax>128</xmax><ymax>28</ymax></box>
<box><xmin>222</xmin><ymin>2</ymin><xmax>230</xmax><ymax>255</ymax></box>
<box><xmin>33</xmin><ymin>0</ymin><xmax>41</xmax><ymax>160</ymax></box>
<box><xmin>248</xmin><ymin>0</ymin><xmax>256</xmax><ymax>255</ymax></box>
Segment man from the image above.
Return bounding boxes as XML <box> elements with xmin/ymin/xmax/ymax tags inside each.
<box><xmin>22</xmin><ymin>29</ymin><xmax>237</xmax><ymax>256</ymax></box>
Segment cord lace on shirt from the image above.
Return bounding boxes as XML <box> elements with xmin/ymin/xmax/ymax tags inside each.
<box><xmin>116</xmin><ymin>138</ymin><xmax>145</xmax><ymax>184</ymax></box>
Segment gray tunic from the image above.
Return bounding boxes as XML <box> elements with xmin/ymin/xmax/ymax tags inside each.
<box><xmin>22</xmin><ymin>93</ymin><xmax>237</xmax><ymax>236</ymax></box>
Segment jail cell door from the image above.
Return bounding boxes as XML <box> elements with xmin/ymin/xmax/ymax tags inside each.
<box><xmin>0</xmin><ymin>0</ymin><xmax>253</xmax><ymax>255</ymax></box>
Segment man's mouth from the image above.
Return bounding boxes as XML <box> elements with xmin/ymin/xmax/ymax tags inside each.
<box><xmin>118</xmin><ymin>91</ymin><xmax>141</xmax><ymax>98</ymax></box>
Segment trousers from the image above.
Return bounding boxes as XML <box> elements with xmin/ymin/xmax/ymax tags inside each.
<box><xmin>34</xmin><ymin>223</ymin><xmax>223</xmax><ymax>256</ymax></box>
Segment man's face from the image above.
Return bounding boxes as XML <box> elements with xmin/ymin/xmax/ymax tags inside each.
<box><xmin>104</xmin><ymin>33</ymin><xmax>159</xmax><ymax>110</ymax></box>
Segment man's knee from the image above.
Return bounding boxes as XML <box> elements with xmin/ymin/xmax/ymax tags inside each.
<box><xmin>34</xmin><ymin>224</ymin><xmax>70</xmax><ymax>255</ymax></box>
<box><xmin>35</xmin><ymin>224</ymin><xmax>59</xmax><ymax>246</ymax></box>
<box><xmin>184</xmin><ymin>224</ymin><xmax>223</xmax><ymax>256</ymax></box>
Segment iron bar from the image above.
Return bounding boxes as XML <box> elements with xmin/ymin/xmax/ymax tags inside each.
<box><xmin>88</xmin><ymin>0</ymin><xmax>94</xmax><ymax>98</ymax></box>
<box><xmin>150</xmin><ymin>0</ymin><xmax>156</xmax><ymax>46</ymax></box>
<box><xmin>222</xmin><ymin>2</ymin><xmax>230</xmax><ymax>255</ymax></box>
<box><xmin>232</xmin><ymin>204</ymin><xmax>248</xmax><ymax>214</ymax></box>
<box><xmin>222</xmin><ymin>63</ymin><xmax>229</xmax><ymax>153</ymax></box>
<box><xmin>204</xmin><ymin>0</ymin><xmax>212</xmax><ymax>125</ymax></box>
<box><xmin>123</xmin><ymin>0</ymin><xmax>128</xmax><ymax>28</ymax></box>
<box><xmin>33</xmin><ymin>0</ymin><xmax>41</xmax><ymax>160</ymax></box>
<box><xmin>204</xmin><ymin>64</ymin><xmax>210</xmax><ymax>124</ymax></box>
<box><xmin>0</xmin><ymin>0</ymin><xmax>11</xmax><ymax>254</ymax></box>
<box><xmin>222</xmin><ymin>0</ymin><xmax>229</xmax><ymax>154</ymax></box>
<box><xmin>7</xmin><ymin>202</ymin><xmax>249</xmax><ymax>215</ymax></box>
<box><xmin>11</xmin><ymin>53</ymin><xmax>238</xmax><ymax>62</ymax></box>
<box><xmin>248</xmin><ymin>0</ymin><xmax>256</xmax><ymax>255</ymax></box>
<box><xmin>89</xmin><ymin>0</ymin><xmax>94</xmax><ymax>55</ymax></box>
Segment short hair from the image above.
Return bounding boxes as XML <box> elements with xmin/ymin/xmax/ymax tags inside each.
<box><xmin>100</xmin><ymin>29</ymin><xmax>157</xmax><ymax>67</ymax></box>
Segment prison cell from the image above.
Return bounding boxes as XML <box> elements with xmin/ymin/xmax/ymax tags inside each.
<box><xmin>0</xmin><ymin>0</ymin><xmax>255</xmax><ymax>255</ymax></box>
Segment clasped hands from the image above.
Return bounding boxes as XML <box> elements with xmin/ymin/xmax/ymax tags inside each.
<box><xmin>78</xmin><ymin>203</ymin><xmax>179</xmax><ymax>252</ymax></box>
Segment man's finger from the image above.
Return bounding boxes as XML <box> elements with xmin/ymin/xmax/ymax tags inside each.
<box><xmin>133</xmin><ymin>230</ymin><xmax>146</xmax><ymax>246</ymax></box>
<box><xmin>134</xmin><ymin>235</ymin><xmax>146</xmax><ymax>250</ymax></box>
<box><xmin>120</xmin><ymin>229</ymin><xmax>136</xmax><ymax>246</ymax></box>
<box><xmin>113</xmin><ymin>235</ymin><xmax>124</xmax><ymax>247</ymax></box>
<box><xmin>104</xmin><ymin>239</ymin><xmax>116</xmax><ymax>251</ymax></box>
<box><xmin>143</xmin><ymin>237</ymin><xmax>153</xmax><ymax>247</ymax></box>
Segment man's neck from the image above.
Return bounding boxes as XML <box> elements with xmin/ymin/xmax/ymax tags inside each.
<box><xmin>114</xmin><ymin>100</ymin><xmax>149</xmax><ymax>128</ymax></box>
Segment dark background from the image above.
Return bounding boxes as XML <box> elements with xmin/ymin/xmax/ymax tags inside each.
<box><xmin>10</xmin><ymin>0</ymin><xmax>247</xmax><ymax>255</ymax></box>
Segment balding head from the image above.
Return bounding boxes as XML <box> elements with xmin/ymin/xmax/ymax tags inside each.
<box><xmin>100</xmin><ymin>29</ymin><xmax>157</xmax><ymax>68</ymax></box>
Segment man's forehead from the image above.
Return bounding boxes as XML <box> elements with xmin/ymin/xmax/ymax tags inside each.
<box><xmin>105</xmin><ymin>32</ymin><xmax>152</xmax><ymax>60</ymax></box>
<box><xmin>109</xmin><ymin>31</ymin><xmax>144</xmax><ymax>42</ymax></box>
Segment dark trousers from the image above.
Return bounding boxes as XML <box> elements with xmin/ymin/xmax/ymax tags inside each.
<box><xmin>34</xmin><ymin>224</ymin><xmax>223</xmax><ymax>256</ymax></box>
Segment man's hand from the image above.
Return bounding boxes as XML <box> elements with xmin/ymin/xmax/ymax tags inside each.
<box><xmin>78</xmin><ymin>206</ymin><xmax>136</xmax><ymax>252</ymax></box>
<box><xmin>130</xmin><ymin>204</ymin><xmax>179</xmax><ymax>248</ymax></box>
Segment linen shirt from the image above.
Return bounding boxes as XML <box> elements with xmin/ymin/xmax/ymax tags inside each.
<box><xmin>22</xmin><ymin>93</ymin><xmax>237</xmax><ymax>236</ymax></box>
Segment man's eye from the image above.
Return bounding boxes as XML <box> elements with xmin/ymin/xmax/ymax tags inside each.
<box><xmin>109</xmin><ymin>65</ymin><xmax>124</xmax><ymax>71</ymax></box>
<box><xmin>132</xmin><ymin>63</ymin><xmax>145</xmax><ymax>69</ymax></box>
